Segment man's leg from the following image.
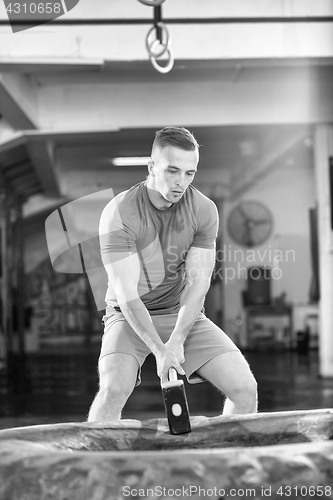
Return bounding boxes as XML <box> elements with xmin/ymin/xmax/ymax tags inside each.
<box><xmin>196</xmin><ymin>351</ymin><xmax>258</xmax><ymax>415</ymax></box>
<box><xmin>88</xmin><ymin>352</ymin><xmax>139</xmax><ymax>422</ymax></box>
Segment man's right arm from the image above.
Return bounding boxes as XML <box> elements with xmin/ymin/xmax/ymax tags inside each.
<box><xmin>101</xmin><ymin>251</ymin><xmax>185</xmax><ymax>384</ymax></box>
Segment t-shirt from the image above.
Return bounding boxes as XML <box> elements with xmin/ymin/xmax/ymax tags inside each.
<box><xmin>99</xmin><ymin>181</ymin><xmax>218</xmax><ymax>315</ymax></box>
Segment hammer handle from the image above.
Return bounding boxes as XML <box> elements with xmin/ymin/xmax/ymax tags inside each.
<box><xmin>168</xmin><ymin>367</ymin><xmax>177</xmax><ymax>382</ymax></box>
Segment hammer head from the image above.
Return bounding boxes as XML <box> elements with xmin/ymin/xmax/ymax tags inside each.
<box><xmin>161</xmin><ymin>368</ymin><xmax>191</xmax><ymax>435</ymax></box>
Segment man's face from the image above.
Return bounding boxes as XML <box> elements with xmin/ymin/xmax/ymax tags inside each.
<box><xmin>149</xmin><ymin>146</ymin><xmax>198</xmax><ymax>206</ymax></box>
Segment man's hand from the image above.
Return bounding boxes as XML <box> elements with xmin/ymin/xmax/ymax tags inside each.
<box><xmin>155</xmin><ymin>346</ymin><xmax>185</xmax><ymax>385</ymax></box>
<box><xmin>164</xmin><ymin>338</ymin><xmax>185</xmax><ymax>365</ymax></box>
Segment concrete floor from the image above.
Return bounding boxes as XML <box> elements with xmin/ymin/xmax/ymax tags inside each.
<box><xmin>0</xmin><ymin>348</ymin><xmax>332</xmax><ymax>430</ymax></box>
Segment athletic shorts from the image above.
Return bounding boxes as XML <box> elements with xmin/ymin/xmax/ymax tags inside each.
<box><xmin>99</xmin><ymin>311</ymin><xmax>240</xmax><ymax>386</ymax></box>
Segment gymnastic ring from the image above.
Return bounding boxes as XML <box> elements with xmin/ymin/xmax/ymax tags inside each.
<box><xmin>146</xmin><ymin>22</ymin><xmax>169</xmax><ymax>58</ymax></box>
<box><xmin>146</xmin><ymin>23</ymin><xmax>169</xmax><ymax>58</ymax></box>
<box><xmin>137</xmin><ymin>0</ymin><xmax>166</xmax><ymax>6</ymax></box>
<box><xmin>150</xmin><ymin>42</ymin><xmax>174</xmax><ymax>74</ymax></box>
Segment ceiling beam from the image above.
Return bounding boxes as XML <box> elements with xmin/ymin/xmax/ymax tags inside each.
<box><xmin>0</xmin><ymin>134</ymin><xmax>60</xmax><ymax>198</ymax></box>
<box><xmin>0</xmin><ymin>133</ymin><xmax>26</xmax><ymax>153</ymax></box>
<box><xmin>25</xmin><ymin>129</ymin><xmax>121</xmax><ymax>141</ymax></box>
<box><xmin>0</xmin><ymin>59</ymin><xmax>103</xmax><ymax>74</ymax></box>
<box><xmin>0</xmin><ymin>118</ymin><xmax>18</xmax><ymax>144</ymax></box>
<box><xmin>30</xmin><ymin>66</ymin><xmax>333</xmax><ymax>130</ymax></box>
<box><xmin>26</xmin><ymin>140</ymin><xmax>61</xmax><ymax>197</ymax></box>
<box><xmin>0</xmin><ymin>73</ymin><xmax>38</xmax><ymax>129</ymax></box>
<box><xmin>229</xmin><ymin>129</ymin><xmax>309</xmax><ymax>198</ymax></box>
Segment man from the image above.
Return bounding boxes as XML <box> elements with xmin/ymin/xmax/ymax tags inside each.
<box><xmin>88</xmin><ymin>126</ymin><xmax>257</xmax><ymax>422</ymax></box>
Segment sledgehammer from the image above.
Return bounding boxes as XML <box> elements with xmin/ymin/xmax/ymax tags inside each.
<box><xmin>161</xmin><ymin>367</ymin><xmax>191</xmax><ymax>435</ymax></box>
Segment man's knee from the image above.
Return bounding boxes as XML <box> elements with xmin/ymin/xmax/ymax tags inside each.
<box><xmin>242</xmin><ymin>373</ymin><xmax>258</xmax><ymax>399</ymax></box>
<box><xmin>98</xmin><ymin>353</ymin><xmax>138</xmax><ymax>398</ymax></box>
<box><xmin>227</xmin><ymin>370</ymin><xmax>258</xmax><ymax>402</ymax></box>
<box><xmin>97</xmin><ymin>383</ymin><xmax>132</xmax><ymax>406</ymax></box>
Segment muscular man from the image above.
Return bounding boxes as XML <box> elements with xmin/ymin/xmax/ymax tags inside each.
<box><xmin>88</xmin><ymin>126</ymin><xmax>257</xmax><ymax>422</ymax></box>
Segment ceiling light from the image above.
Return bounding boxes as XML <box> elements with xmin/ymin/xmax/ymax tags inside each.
<box><xmin>111</xmin><ymin>157</ymin><xmax>150</xmax><ymax>167</ymax></box>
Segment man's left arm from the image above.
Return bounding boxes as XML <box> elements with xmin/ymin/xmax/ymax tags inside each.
<box><xmin>165</xmin><ymin>246</ymin><xmax>215</xmax><ymax>362</ymax></box>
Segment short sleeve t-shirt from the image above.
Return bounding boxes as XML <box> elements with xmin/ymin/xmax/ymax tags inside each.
<box><xmin>99</xmin><ymin>181</ymin><xmax>218</xmax><ymax>315</ymax></box>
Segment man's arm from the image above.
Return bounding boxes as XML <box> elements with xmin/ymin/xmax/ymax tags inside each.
<box><xmin>102</xmin><ymin>251</ymin><xmax>185</xmax><ymax>383</ymax></box>
<box><xmin>165</xmin><ymin>246</ymin><xmax>215</xmax><ymax>360</ymax></box>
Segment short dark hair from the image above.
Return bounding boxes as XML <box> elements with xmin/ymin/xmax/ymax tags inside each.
<box><xmin>152</xmin><ymin>126</ymin><xmax>199</xmax><ymax>154</ymax></box>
